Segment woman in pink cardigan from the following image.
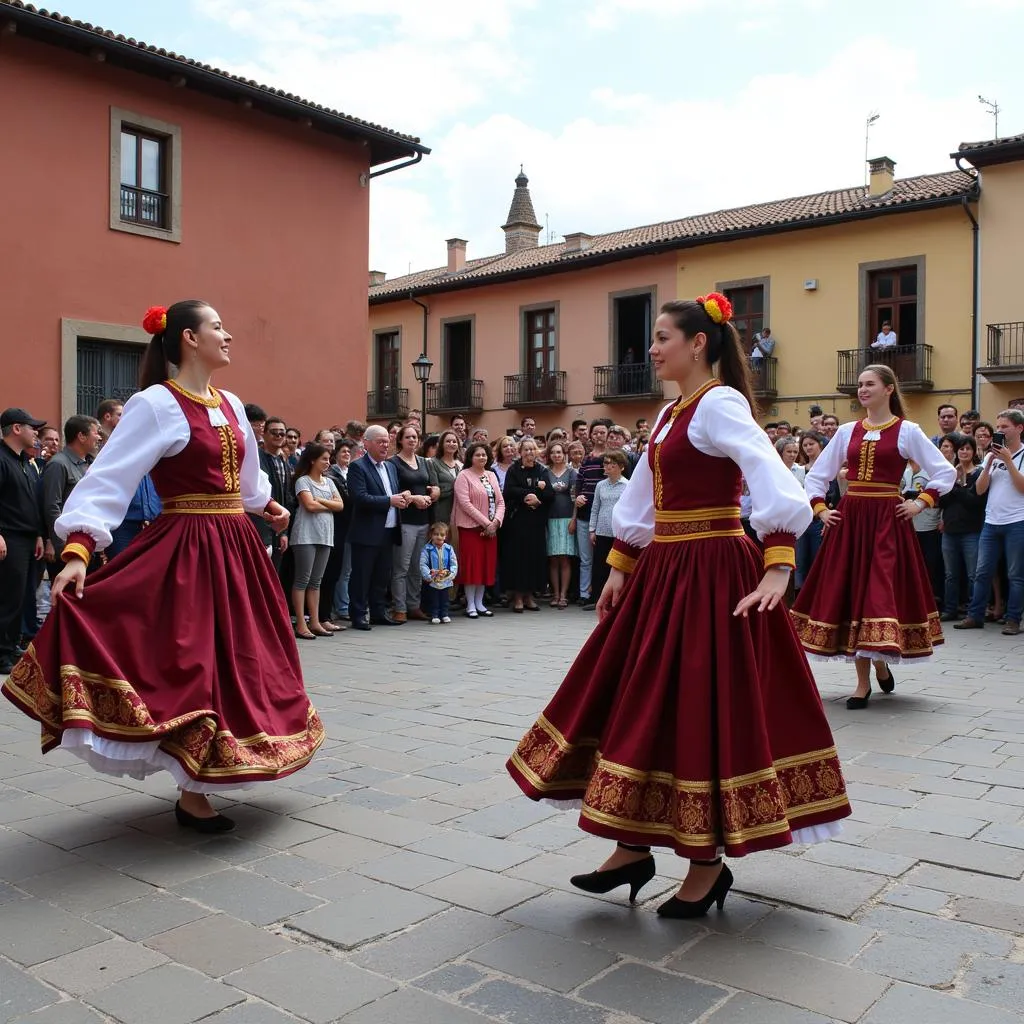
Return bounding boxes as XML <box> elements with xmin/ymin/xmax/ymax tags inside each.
<box><xmin>453</xmin><ymin>442</ymin><xmax>506</xmax><ymax>618</ymax></box>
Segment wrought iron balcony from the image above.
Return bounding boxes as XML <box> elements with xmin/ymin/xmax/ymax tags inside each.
<box><xmin>426</xmin><ymin>379</ymin><xmax>484</xmax><ymax>414</ymax></box>
<box><xmin>836</xmin><ymin>344</ymin><xmax>934</xmax><ymax>394</ymax></box>
<box><xmin>366</xmin><ymin>387</ymin><xmax>409</xmax><ymax>420</ymax></box>
<box><xmin>983</xmin><ymin>322</ymin><xmax>1024</xmax><ymax>379</ymax></box>
<box><xmin>748</xmin><ymin>355</ymin><xmax>778</xmax><ymax>399</ymax></box>
<box><xmin>503</xmin><ymin>370</ymin><xmax>567</xmax><ymax>408</ymax></box>
<box><xmin>593</xmin><ymin>362</ymin><xmax>663</xmax><ymax>402</ymax></box>
<box><xmin>120</xmin><ymin>185</ymin><xmax>168</xmax><ymax>229</ymax></box>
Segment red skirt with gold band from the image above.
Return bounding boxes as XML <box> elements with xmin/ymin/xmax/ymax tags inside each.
<box><xmin>2</xmin><ymin>496</ymin><xmax>324</xmax><ymax>787</ymax></box>
<box><xmin>507</xmin><ymin>516</ymin><xmax>850</xmax><ymax>859</ymax></box>
<box><xmin>791</xmin><ymin>485</ymin><xmax>943</xmax><ymax>662</ymax></box>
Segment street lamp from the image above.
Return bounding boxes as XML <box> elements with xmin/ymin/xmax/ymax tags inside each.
<box><xmin>411</xmin><ymin>352</ymin><xmax>433</xmax><ymax>428</ymax></box>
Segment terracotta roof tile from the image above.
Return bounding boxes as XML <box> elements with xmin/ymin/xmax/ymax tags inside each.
<box><xmin>957</xmin><ymin>132</ymin><xmax>1024</xmax><ymax>153</ymax></box>
<box><xmin>1</xmin><ymin>0</ymin><xmax>427</xmax><ymax>162</ymax></box>
<box><xmin>371</xmin><ymin>169</ymin><xmax>976</xmax><ymax>301</ymax></box>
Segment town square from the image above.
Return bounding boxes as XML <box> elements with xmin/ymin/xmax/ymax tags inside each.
<box><xmin>2</xmin><ymin>1</ymin><xmax>1024</xmax><ymax>1022</ymax></box>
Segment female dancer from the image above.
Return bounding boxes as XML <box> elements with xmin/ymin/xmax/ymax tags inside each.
<box><xmin>508</xmin><ymin>295</ymin><xmax>850</xmax><ymax>917</ymax></box>
<box><xmin>790</xmin><ymin>364</ymin><xmax>955</xmax><ymax>707</ymax></box>
<box><xmin>2</xmin><ymin>301</ymin><xmax>324</xmax><ymax>832</ymax></box>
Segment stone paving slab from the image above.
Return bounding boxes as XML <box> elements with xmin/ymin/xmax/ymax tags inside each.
<box><xmin>2</xmin><ymin>622</ymin><xmax>1024</xmax><ymax>1023</ymax></box>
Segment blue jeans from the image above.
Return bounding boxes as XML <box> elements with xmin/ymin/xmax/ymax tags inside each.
<box><xmin>941</xmin><ymin>532</ymin><xmax>979</xmax><ymax>615</ymax></box>
<box><xmin>577</xmin><ymin>522</ymin><xmax>594</xmax><ymax>599</ymax></box>
<box><xmin>422</xmin><ymin>587</ymin><xmax>451</xmax><ymax>620</ymax></box>
<box><xmin>968</xmin><ymin>521</ymin><xmax>1024</xmax><ymax>625</ymax></box>
<box><xmin>333</xmin><ymin>542</ymin><xmax>352</xmax><ymax>616</ymax></box>
<box><xmin>796</xmin><ymin>518</ymin><xmax>823</xmax><ymax>589</ymax></box>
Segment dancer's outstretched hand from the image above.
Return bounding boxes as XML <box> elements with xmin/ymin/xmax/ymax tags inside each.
<box><xmin>52</xmin><ymin>559</ymin><xmax>87</xmax><ymax>601</ymax></box>
<box><xmin>596</xmin><ymin>568</ymin><xmax>627</xmax><ymax>621</ymax></box>
<box><xmin>733</xmin><ymin>567</ymin><xmax>789</xmax><ymax>618</ymax></box>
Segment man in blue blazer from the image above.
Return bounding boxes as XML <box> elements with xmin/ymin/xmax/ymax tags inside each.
<box><xmin>347</xmin><ymin>425</ymin><xmax>409</xmax><ymax>629</ymax></box>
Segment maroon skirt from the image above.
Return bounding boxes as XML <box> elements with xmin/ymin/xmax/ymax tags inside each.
<box><xmin>458</xmin><ymin>527</ymin><xmax>498</xmax><ymax>586</ymax></box>
<box><xmin>2</xmin><ymin>510</ymin><xmax>324</xmax><ymax>787</ymax></box>
<box><xmin>507</xmin><ymin>532</ymin><xmax>850</xmax><ymax>859</ymax></box>
<box><xmin>791</xmin><ymin>491</ymin><xmax>943</xmax><ymax>661</ymax></box>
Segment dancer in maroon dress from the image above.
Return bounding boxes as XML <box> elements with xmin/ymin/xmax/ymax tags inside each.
<box><xmin>508</xmin><ymin>295</ymin><xmax>851</xmax><ymax>918</ymax></box>
<box><xmin>2</xmin><ymin>301</ymin><xmax>324</xmax><ymax>832</ymax></box>
<box><xmin>790</xmin><ymin>364</ymin><xmax>955</xmax><ymax>708</ymax></box>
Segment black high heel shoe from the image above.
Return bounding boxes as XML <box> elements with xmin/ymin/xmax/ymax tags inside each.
<box><xmin>845</xmin><ymin>690</ymin><xmax>871</xmax><ymax>710</ymax></box>
<box><xmin>657</xmin><ymin>860</ymin><xmax>733</xmax><ymax>919</ymax></box>
<box><xmin>175</xmin><ymin>801</ymin><xmax>236</xmax><ymax>833</ymax></box>
<box><xmin>877</xmin><ymin>669</ymin><xmax>895</xmax><ymax>694</ymax></box>
<box><xmin>570</xmin><ymin>843</ymin><xmax>656</xmax><ymax>903</ymax></box>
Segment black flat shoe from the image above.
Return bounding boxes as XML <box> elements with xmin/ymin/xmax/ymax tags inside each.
<box><xmin>294</xmin><ymin>630</ymin><xmax>317</xmax><ymax>640</ymax></box>
<box><xmin>570</xmin><ymin>855</ymin><xmax>656</xmax><ymax>903</ymax></box>
<box><xmin>657</xmin><ymin>863</ymin><xmax>733</xmax><ymax>919</ymax></box>
<box><xmin>351</xmin><ymin>620</ymin><xmax>372</xmax><ymax>631</ymax></box>
<box><xmin>845</xmin><ymin>691</ymin><xmax>871</xmax><ymax>710</ymax></box>
<box><xmin>174</xmin><ymin>801</ymin><xmax>235</xmax><ymax>833</ymax></box>
<box><xmin>877</xmin><ymin>670</ymin><xmax>895</xmax><ymax>694</ymax></box>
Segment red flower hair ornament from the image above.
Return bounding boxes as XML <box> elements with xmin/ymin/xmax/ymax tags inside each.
<box><xmin>142</xmin><ymin>306</ymin><xmax>168</xmax><ymax>335</ymax></box>
<box><xmin>695</xmin><ymin>292</ymin><xmax>734</xmax><ymax>325</ymax></box>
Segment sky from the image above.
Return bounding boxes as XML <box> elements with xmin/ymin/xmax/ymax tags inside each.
<box><xmin>52</xmin><ymin>0</ymin><xmax>1024</xmax><ymax>277</ymax></box>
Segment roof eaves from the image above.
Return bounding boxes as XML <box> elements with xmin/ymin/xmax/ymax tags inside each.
<box><xmin>369</xmin><ymin>188</ymin><xmax>974</xmax><ymax>304</ymax></box>
<box><xmin>953</xmin><ymin>134</ymin><xmax>1024</xmax><ymax>168</ymax></box>
<box><xmin>1</xmin><ymin>0</ymin><xmax>430</xmax><ymax>164</ymax></box>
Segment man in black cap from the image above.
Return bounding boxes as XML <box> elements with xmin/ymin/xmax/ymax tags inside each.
<box><xmin>0</xmin><ymin>408</ymin><xmax>46</xmax><ymax>673</ymax></box>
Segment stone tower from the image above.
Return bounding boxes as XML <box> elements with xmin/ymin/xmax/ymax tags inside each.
<box><xmin>501</xmin><ymin>167</ymin><xmax>542</xmax><ymax>254</ymax></box>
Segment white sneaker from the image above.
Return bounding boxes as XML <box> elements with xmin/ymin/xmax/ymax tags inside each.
<box><xmin>431</xmin><ymin>617</ymin><xmax>441</xmax><ymax>625</ymax></box>
<box><xmin>441</xmin><ymin>616</ymin><xmax>451</xmax><ymax>624</ymax></box>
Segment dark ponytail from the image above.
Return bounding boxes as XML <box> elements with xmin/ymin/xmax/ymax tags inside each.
<box><xmin>660</xmin><ymin>300</ymin><xmax>758</xmax><ymax>413</ymax></box>
<box><xmin>139</xmin><ymin>299</ymin><xmax>211</xmax><ymax>389</ymax></box>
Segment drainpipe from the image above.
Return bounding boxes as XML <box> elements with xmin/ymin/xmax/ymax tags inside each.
<box><xmin>960</xmin><ymin>194</ymin><xmax>981</xmax><ymax>410</ymax></box>
<box><xmin>369</xmin><ymin>151</ymin><xmax>424</xmax><ymax>179</ymax></box>
<box><xmin>411</xmin><ymin>293</ymin><xmax>429</xmax><ymax>417</ymax></box>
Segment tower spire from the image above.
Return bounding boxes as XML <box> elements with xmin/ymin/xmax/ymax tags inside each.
<box><xmin>502</xmin><ymin>168</ymin><xmax>542</xmax><ymax>254</ymax></box>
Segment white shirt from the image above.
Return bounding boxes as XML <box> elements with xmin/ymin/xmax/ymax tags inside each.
<box><xmin>871</xmin><ymin>331</ymin><xmax>898</xmax><ymax>349</ymax></box>
<box><xmin>983</xmin><ymin>446</ymin><xmax>1024</xmax><ymax>525</ymax></box>
<box><xmin>54</xmin><ymin>385</ymin><xmax>270</xmax><ymax>550</ymax></box>
<box><xmin>369</xmin><ymin>456</ymin><xmax>398</xmax><ymax>528</ymax></box>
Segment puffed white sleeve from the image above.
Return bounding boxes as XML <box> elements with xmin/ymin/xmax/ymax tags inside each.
<box><xmin>606</xmin><ymin>403</ymin><xmax>671</xmax><ymax>574</ymax></box>
<box><xmin>804</xmin><ymin>422</ymin><xmax>854</xmax><ymax>514</ymax></box>
<box><xmin>55</xmin><ymin>388</ymin><xmax>187</xmax><ymax>558</ymax></box>
<box><xmin>898</xmin><ymin>420</ymin><xmax>955</xmax><ymax>506</ymax></box>
<box><xmin>221</xmin><ymin>390</ymin><xmax>273</xmax><ymax>513</ymax></box>
<box><xmin>690</xmin><ymin>387</ymin><xmax>812</xmax><ymax>570</ymax></box>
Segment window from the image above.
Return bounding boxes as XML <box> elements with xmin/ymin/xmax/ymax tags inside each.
<box><xmin>868</xmin><ymin>265</ymin><xmax>917</xmax><ymax>346</ymax></box>
<box><xmin>375</xmin><ymin>331</ymin><xmax>401</xmax><ymax>393</ymax></box>
<box><xmin>109</xmin><ymin>107</ymin><xmax>182</xmax><ymax>243</ymax></box>
<box><xmin>724</xmin><ymin>285</ymin><xmax>765</xmax><ymax>355</ymax></box>
<box><xmin>120</xmin><ymin>128</ymin><xmax>168</xmax><ymax>229</ymax></box>
<box><xmin>526</xmin><ymin>307</ymin><xmax>556</xmax><ymax>374</ymax></box>
<box><xmin>612</xmin><ymin>292</ymin><xmax>652</xmax><ymax>365</ymax></box>
<box><xmin>76</xmin><ymin>340</ymin><xmax>143</xmax><ymax>416</ymax></box>
<box><xmin>443</xmin><ymin>320</ymin><xmax>473</xmax><ymax>383</ymax></box>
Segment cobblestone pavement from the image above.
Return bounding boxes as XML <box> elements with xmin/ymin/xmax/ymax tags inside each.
<box><xmin>2</xmin><ymin>613</ymin><xmax>1023</xmax><ymax>1024</ymax></box>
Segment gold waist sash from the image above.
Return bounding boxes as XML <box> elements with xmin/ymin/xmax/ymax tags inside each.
<box><xmin>162</xmin><ymin>493</ymin><xmax>245</xmax><ymax>515</ymax></box>
<box><xmin>653</xmin><ymin>506</ymin><xmax>745</xmax><ymax>542</ymax></box>
<box><xmin>846</xmin><ymin>481</ymin><xmax>900</xmax><ymax>499</ymax></box>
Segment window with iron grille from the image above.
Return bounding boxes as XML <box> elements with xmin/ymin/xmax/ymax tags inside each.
<box><xmin>375</xmin><ymin>331</ymin><xmax>401</xmax><ymax>393</ymax></box>
<box><xmin>120</xmin><ymin>127</ymin><xmax>169</xmax><ymax>229</ymax></box>
<box><xmin>724</xmin><ymin>285</ymin><xmax>764</xmax><ymax>356</ymax></box>
<box><xmin>76</xmin><ymin>340</ymin><xmax>143</xmax><ymax>417</ymax></box>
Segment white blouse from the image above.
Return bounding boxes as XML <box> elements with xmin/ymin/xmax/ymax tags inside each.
<box><xmin>54</xmin><ymin>385</ymin><xmax>271</xmax><ymax>550</ymax></box>
<box><xmin>611</xmin><ymin>386</ymin><xmax>813</xmax><ymax>550</ymax></box>
<box><xmin>804</xmin><ymin>419</ymin><xmax>955</xmax><ymax>503</ymax></box>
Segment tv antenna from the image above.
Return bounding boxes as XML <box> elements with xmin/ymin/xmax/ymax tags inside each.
<box><xmin>978</xmin><ymin>95</ymin><xmax>1000</xmax><ymax>138</ymax></box>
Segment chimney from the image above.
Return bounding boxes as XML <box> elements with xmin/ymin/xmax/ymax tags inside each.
<box><xmin>563</xmin><ymin>232</ymin><xmax>593</xmax><ymax>253</ymax></box>
<box><xmin>867</xmin><ymin>156</ymin><xmax>895</xmax><ymax>198</ymax></box>
<box><xmin>446</xmin><ymin>238</ymin><xmax>468</xmax><ymax>274</ymax></box>
<box><xmin>502</xmin><ymin>167</ymin><xmax>542</xmax><ymax>254</ymax></box>
<box><xmin>369</xmin><ymin>270</ymin><xmax>386</xmax><ymax>287</ymax></box>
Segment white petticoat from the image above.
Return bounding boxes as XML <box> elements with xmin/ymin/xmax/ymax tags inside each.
<box><xmin>60</xmin><ymin>731</ymin><xmax>255</xmax><ymax>793</ymax></box>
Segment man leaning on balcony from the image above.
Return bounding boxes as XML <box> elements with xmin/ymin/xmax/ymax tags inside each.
<box><xmin>870</xmin><ymin>321</ymin><xmax>898</xmax><ymax>349</ymax></box>
<box><xmin>751</xmin><ymin>327</ymin><xmax>776</xmax><ymax>392</ymax></box>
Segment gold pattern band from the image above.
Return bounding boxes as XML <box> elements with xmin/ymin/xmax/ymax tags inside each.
<box><xmin>162</xmin><ymin>493</ymin><xmax>245</xmax><ymax>515</ymax></box>
<box><xmin>790</xmin><ymin>609</ymin><xmax>944</xmax><ymax>656</ymax></box>
<box><xmin>61</xmin><ymin>542</ymin><xmax>92</xmax><ymax>564</ymax></box>
<box><xmin>846</xmin><ymin>481</ymin><xmax>900</xmax><ymax>498</ymax></box>
<box><xmin>167</xmin><ymin>379</ymin><xmax>222</xmax><ymax>408</ymax></box>
<box><xmin>606</xmin><ymin>548</ymin><xmax>638</xmax><ymax>573</ymax></box>
<box><xmin>654</xmin><ymin>506</ymin><xmax>741</xmax><ymax>522</ymax></box>
<box><xmin>917</xmin><ymin>491</ymin><xmax>936</xmax><ymax>508</ymax></box>
<box><xmin>764</xmin><ymin>545</ymin><xmax>796</xmax><ymax>569</ymax></box>
<box><xmin>810</xmin><ymin>500</ymin><xmax>827</xmax><ymax>516</ymax></box>
<box><xmin>653</xmin><ymin>507</ymin><xmax>744</xmax><ymax>544</ymax></box>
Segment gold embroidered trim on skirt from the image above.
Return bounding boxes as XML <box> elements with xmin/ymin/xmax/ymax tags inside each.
<box><xmin>162</xmin><ymin>493</ymin><xmax>245</xmax><ymax>515</ymax></box>
<box><xmin>790</xmin><ymin>610</ymin><xmax>943</xmax><ymax>655</ymax></box>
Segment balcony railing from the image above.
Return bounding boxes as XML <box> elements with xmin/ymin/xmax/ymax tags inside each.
<box><xmin>366</xmin><ymin>387</ymin><xmax>409</xmax><ymax>420</ymax></box>
<box><xmin>984</xmin><ymin>322</ymin><xmax>1024</xmax><ymax>377</ymax></box>
<box><xmin>503</xmin><ymin>370</ymin><xmax>567</xmax><ymax>408</ymax></box>
<box><xmin>837</xmin><ymin>344</ymin><xmax>934</xmax><ymax>394</ymax></box>
<box><xmin>426</xmin><ymin>379</ymin><xmax>484</xmax><ymax>414</ymax></box>
<box><xmin>593</xmin><ymin>362</ymin><xmax>663</xmax><ymax>402</ymax></box>
<box><xmin>120</xmin><ymin>185</ymin><xmax>168</xmax><ymax>228</ymax></box>
<box><xmin>748</xmin><ymin>355</ymin><xmax>778</xmax><ymax>399</ymax></box>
